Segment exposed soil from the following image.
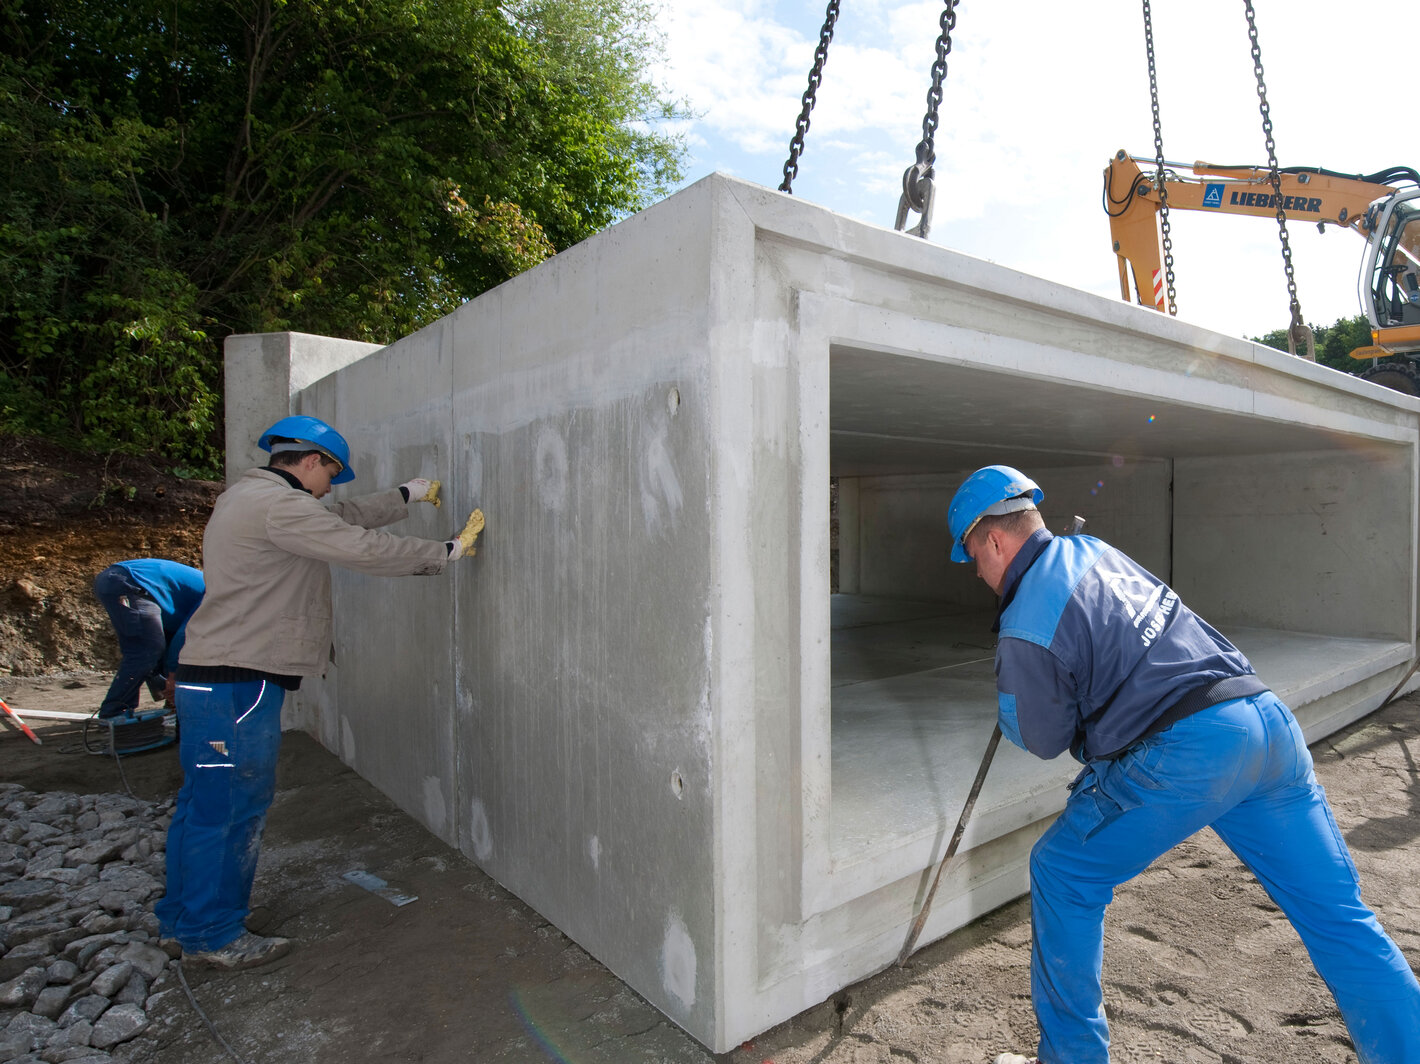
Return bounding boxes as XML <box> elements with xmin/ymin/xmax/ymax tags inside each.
<box><xmin>3</xmin><ymin>437</ymin><xmax>1419</xmax><ymax>1063</ymax></box>
<box><xmin>0</xmin><ymin>435</ymin><xmax>220</xmax><ymax>680</ymax></box>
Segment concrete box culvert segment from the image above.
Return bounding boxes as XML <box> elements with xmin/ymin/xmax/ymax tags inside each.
<box><xmin>224</xmin><ymin>173</ymin><xmax>1420</xmax><ymax>1053</ymax></box>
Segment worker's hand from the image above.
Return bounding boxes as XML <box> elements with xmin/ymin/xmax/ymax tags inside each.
<box><xmin>162</xmin><ymin>675</ymin><xmax>176</xmax><ymax>705</ymax></box>
<box><xmin>401</xmin><ymin>478</ymin><xmax>442</xmax><ymax>508</ymax></box>
<box><xmin>447</xmin><ymin>508</ymin><xmax>485</xmax><ymax>560</ymax></box>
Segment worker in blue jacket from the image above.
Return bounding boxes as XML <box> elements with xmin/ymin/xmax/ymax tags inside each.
<box><xmin>93</xmin><ymin>558</ymin><xmax>205</xmax><ymax>719</ymax></box>
<box><xmin>945</xmin><ymin>466</ymin><xmax>1420</xmax><ymax>1064</ymax></box>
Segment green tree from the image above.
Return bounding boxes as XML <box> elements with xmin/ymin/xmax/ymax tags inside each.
<box><xmin>0</xmin><ymin>0</ymin><xmax>686</xmax><ymax>471</ymax></box>
<box><xmin>1249</xmin><ymin>315</ymin><xmax>1378</xmax><ymax>376</ymax></box>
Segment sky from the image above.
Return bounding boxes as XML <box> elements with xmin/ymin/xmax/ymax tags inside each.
<box><xmin>649</xmin><ymin>0</ymin><xmax>1404</xmax><ymax>343</ymax></box>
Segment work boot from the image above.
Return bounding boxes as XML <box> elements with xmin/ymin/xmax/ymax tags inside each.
<box><xmin>992</xmin><ymin>1055</ymin><xmax>1039</xmax><ymax>1064</ymax></box>
<box><xmin>182</xmin><ymin>932</ymin><xmax>291</xmax><ymax>971</ymax></box>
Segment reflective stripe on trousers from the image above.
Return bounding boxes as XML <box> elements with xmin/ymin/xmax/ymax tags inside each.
<box><xmin>154</xmin><ymin>678</ymin><xmax>284</xmax><ymax>952</ymax></box>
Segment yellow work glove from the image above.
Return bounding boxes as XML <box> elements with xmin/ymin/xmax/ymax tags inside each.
<box><xmin>400</xmin><ymin>478</ymin><xmax>442</xmax><ymax>508</ymax></box>
<box><xmin>447</xmin><ymin>508</ymin><xmax>485</xmax><ymax>560</ymax></box>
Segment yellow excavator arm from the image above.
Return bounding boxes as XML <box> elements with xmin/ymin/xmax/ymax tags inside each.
<box><xmin>1104</xmin><ymin>151</ymin><xmax>1420</xmax><ymax>361</ymax></box>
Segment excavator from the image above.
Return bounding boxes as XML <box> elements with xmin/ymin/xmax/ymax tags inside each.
<box><xmin>1105</xmin><ymin>151</ymin><xmax>1420</xmax><ymax>394</ymax></box>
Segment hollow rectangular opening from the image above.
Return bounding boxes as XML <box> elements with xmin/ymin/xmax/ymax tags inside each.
<box><xmin>824</xmin><ymin>345</ymin><xmax>1414</xmax><ymax>890</ymax></box>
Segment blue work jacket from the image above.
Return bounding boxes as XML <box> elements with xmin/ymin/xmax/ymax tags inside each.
<box><xmin>993</xmin><ymin>529</ymin><xmax>1257</xmax><ymax>762</ymax></box>
<box><xmin>118</xmin><ymin>558</ymin><xmax>205</xmax><ymax>672</ymax></box>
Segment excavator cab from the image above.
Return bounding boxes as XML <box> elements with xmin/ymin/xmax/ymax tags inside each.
<box><xmin>1362</xmin><ymin>190</ymin><xmax>1420</xmax><ymax>331</ymax></box>
<box><xmin>1348</xmin><ymin>188</ymin><xmax>1420</xmax><ymax>390</ymax></box>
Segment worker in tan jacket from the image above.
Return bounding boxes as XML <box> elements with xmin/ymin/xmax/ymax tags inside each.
<box><xmin>154</xmin><ymin>414</ymin><xmax>484</xmax><ymax>971</ymax></box>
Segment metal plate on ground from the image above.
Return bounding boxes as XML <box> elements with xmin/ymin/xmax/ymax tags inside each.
<box><xmin>342</xmin><ymin>869</ymin><xmax>418</xmax><ymax>907</ymax></box>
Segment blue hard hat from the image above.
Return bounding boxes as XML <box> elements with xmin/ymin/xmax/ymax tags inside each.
<box><xmin>257</xmin><ymin>415</ymin><xmax>356</xmax><ymax>484</ymax></box>
<box><xmin>947</xmin><ymin>465</ymin><xmax>1043</xmax><ymax>562</ymax></box>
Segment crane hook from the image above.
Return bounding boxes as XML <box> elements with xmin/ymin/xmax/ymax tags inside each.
<box><xmin>895</xmin><ymin>153</ymin><xmax>936</xmax><ymax>238</ymax></box>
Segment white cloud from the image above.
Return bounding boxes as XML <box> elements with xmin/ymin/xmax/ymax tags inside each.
<box><xmin>653</xmin><ymin>0</ymin><xmax>1407</xmax><ymax>339</ymax></box>
<box><xmin>653</xmin><ymin>3</ymin><xmax>805</xmax><ymax>153</ymax></box>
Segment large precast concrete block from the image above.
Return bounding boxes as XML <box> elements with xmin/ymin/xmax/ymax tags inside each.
<box><xmin>239</xmin><ymin>174</ymin><xmax>1420</xmax><ymax>1052</ymax></box>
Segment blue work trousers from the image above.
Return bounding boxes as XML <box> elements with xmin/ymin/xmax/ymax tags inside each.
<box><xmin>154</xmin><ymin>678</ymin><xmax>285</xmax><ymax>952</ymax></box>
<box><xmin>93</xmin><ymin>565</ymin><xmax>166</xmax><ymax>718</ymax></box>
<box><xmin>1030</xmin><ymin>692</ymin><xmax>1420</xmax><ymax>1063</ymax></box>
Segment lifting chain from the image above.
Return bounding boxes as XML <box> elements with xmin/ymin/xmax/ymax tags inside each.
<box><xmin>894</xmin><ymin>0</ymin><xmax>959</xmax><ymax>238</ymax></box>
<box><xmin>1243</xmin><ymin>0</ymin><xmax>1314</xmax><ymax>360</ymax></box>
<box><xmin>1140</xmin><ymin>0</ymin><xmax>1177</xmax><ymax>315</ymax></box>
<box><xmin>779</xmin><ymin>0</ymin><xmax>841</xmax><ymax>195</ymax></box>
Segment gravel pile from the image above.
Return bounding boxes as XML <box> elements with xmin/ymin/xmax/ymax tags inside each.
<box><xmin>0</xmin><ymin>781</ymin><xmax>175</xmax><ymax>1064</ymax></box>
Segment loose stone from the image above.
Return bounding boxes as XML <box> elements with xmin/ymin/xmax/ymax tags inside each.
<box><xmin>57</xmin><ymin>997</ymin><xmax>107</xmax><ymax>1030</ymax></box>
<box><xmin>74</xmin><ymin>915</ymin><xmax>122</xmax><ymax>938</ymax></box>
<box><xmin>0</xmin><ymin>786</ymin><xmax>168</xmax><ymax>1061</ymax></box>
<box><xmin>31</xmin><ymin>985</ymin><xmax>71</xmax><ymax>1020</ymax></box>
<box><xmin>116</xmin><ymin>945</ymin><xmax>166</xmax><ymax>982</ymax></box>
<box><xmin>86</xmin><ymin>963</ymin><xmax>132</xmax><ymax>1001</ymax></box>
<box><xmin>112</xmin><ymin>974</ymin><xmax>146</xmax><ymax>1009</ymax></box>
<box><xmin>44</xmin><ymin>1050</ymin><xmax>115</xmax><ymax>1063</ymax></box>
<box><xmin>44</xmin><ymin>961</ymin><xmax>79</xmax><ymax>986</ymax></box>
<box><xmin>88</xmin><ymin>1005</ymin><xmax>147</xmax><ymax>1050</ymax></box>
<box><xmin>4</xmin><ymin>1010</ymin><xmax>58</xmax><ymax>1049</ymax></box>
<box><xmin>0</xmin><ymin>881</ymin><xmax>61</xmax><ymax>914</ymax></box>
<box><xmin>0</xmin><ymin>1027</ymin><xmax>32</xmax><ymax>1060</ymax></box>
<box><xmin>64</xmin><ymin>842</ymin><xmax>122</xmax><ymax>869</ymax></box>
<box><xmin>0</xmin><ymin>968</ymin><xmax>48</xmax><ymax>1008</ymax></box>
<box><xmin>42</xmin><ymin>1017</ymin><xmax>93</xmax><ymax>1052</ymax></box>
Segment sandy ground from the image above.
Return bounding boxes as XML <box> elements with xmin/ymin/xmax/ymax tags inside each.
<box><xmin>3</xmin><ymin>670</ymin><xmax>1419</xmax><ymax>1064</ymax></box>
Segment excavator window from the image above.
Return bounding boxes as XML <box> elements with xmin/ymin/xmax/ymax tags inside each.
<box><xmin>1371</xmin><ymin>204</ymin><xmax>1420</xmax><ymax>326</ymax></box>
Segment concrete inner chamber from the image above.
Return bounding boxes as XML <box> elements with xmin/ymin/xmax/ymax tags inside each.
<box><xmin>228</xmin><ymin>173</ymin><xmax>1420</xmax><ymax>1053</ymax></box>
<box><xmin>826</xmin><ymin>357</ymin><xmax>1416</xmax><ymax>927</ymax></box>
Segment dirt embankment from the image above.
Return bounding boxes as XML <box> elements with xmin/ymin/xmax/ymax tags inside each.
<box><xmin>0</xmin><ymin>436</ymin><xmax>219</xmax><ymax>679</ymax></box>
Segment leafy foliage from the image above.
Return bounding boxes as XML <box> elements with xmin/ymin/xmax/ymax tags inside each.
<box><xmin>1248</xmin><ymin>315</ymin><xmax>1378</xmax><ymax>375</ymax></box>
<box><xmin>0</xmin><ymin>0</ymin><xmax>685</xmax><ymax>472</ymax></box>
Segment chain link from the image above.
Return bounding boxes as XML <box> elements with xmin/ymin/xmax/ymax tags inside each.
<box><xmin>916</xmin><ymin>0</ymin><xmax>958</xmax><ymax>177</ymax></box>
<box><xmin>895</xmin><ymin>0</ymin><xmax>958</xmax><ymax>237</ymax></box>
<box><xmin>1140</xmin><ymin>0</ymin><xmax>1177</xmax><ymax>315</ymax></box>
<box><xmin>1243</xmin><ymin>0</ymin><xmax>1308</xmax><ymax>348</ymax></box>
<box><xmin>779</xmin><ymin>0</ymin><xmax>841</xmax><ymax>194</ymax></box>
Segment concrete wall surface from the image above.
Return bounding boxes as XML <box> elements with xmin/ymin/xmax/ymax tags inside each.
<box><xmin>223</xmin><ymin>331</ymin><xmax>383</xmax><ymax>482</ymax></box>
<box><xmin>234</xmin><ymin>173</ymin><xmax>1420</xmax><ymax>1052</ymax></box>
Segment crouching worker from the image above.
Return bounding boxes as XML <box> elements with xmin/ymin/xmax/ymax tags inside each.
<box><xmin>155</xmin><ymin>415</ymin><xmax>485</xmax><ymax>971</ymax></box>
<box><xmin>92</xmin><ymin>559</ymin><xmax>204</xmax><ymax>718</ymax></box>
<box><xmin>943</xmin><ymin>466</ymin><xmax>1420</xmax><ymax>1064</ymax></box>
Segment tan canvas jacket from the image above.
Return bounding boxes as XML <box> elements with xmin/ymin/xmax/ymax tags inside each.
<box><xmin>179</xmin><ymin>468</ymin><xmax>448</xmax><ymax>676</ymax></box>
